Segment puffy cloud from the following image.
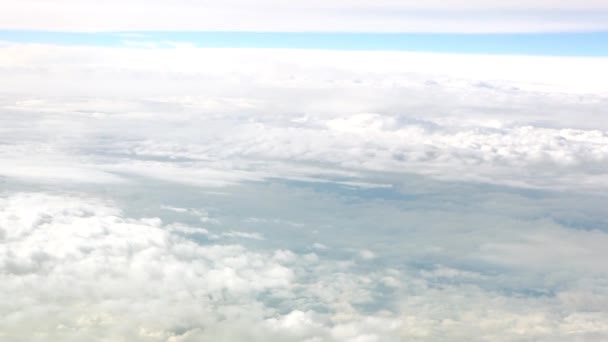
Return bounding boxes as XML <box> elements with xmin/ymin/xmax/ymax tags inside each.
<box><xmin>0</xmin><ymin>192</ymin><xmax>427</xmax><ymax>341</ymax></box>
<box><xmin>2</xmin><ymin>191</ymin><xmax>608</xmax><ymax>340</ymax></box>
<box><xmin>0</xmin><ymin>45</ymin><xmax>607</xmax><ymax>191</ymax></box>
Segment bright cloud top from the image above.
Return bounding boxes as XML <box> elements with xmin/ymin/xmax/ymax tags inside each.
<box><xmin>1</xmin><ymin>44</ymin><xmax>607</xmax><ymax>190</ymax></box>
<box><xmin>3</xmin><ymin>191</ymin><xmax>608</xmax><ymax>341</ymax></box>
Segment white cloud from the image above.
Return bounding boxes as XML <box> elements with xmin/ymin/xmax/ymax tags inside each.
<box><xmin>0</xmin><ymin>0</ymin><xmax>607</xmax><ymax>32</ymax></box>
<box><xmin>0</xmin><ymin>45</ymin><xmax>607</xmax><ymax>191</ymax></box>
<box><xmin>2</xmin><ymin>192</ymin><xmax>608</xmax><ymax>340</ymax></box>
<box><xmin>479</xmin><ymin>225</ymin><xmax>608</xmax><ymax>273</ymax></box>
<box><xmin>216</xmin><ymin>231</ymin><xmax>265</xmax><ymax>241</ymax></box>
<box><xmin>0</xmin><ymin>192</ymin><xmax>405</xmax><ymax>341</ymax></box>
<box><xmin>359</xmin><ymin>249</ymin><xmax>376</xmax><ymax>260</ymax></box>
<box><xmin>2</xmin><ymin>45</ymin><xmax>607</xmax><ymax>94</ymax></box>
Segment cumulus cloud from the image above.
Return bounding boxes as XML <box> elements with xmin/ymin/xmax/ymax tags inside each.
<box><xmin>2</xmin><ymin>192</ymin><xmax>608</xmax><ymax>341</ymax></box>
<box><xmin>0</xmin><ymin>192</ymin><xmax>408</xmax><ymax>341</ymax></box>
<box><xmin>0</xmin><ymin>44</ymin><xmax>607</xmax><ymax>191</ymax></box>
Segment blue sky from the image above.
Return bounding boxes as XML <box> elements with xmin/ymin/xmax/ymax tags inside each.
<box><xmin>2</xmin><ymin>30</ymin><xmax>608</xmax><ymax>56</ymax></box>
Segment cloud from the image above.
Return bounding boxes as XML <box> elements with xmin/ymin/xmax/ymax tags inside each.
<box><xmin>0</xmin><ymin>192</ymin><xmax>406</xmax><ymax>341</ymax></box>
<box><xmin>0</xmin><ymin>44</ymin><xmax>607</xmax><ymax>191</ymax></box>
<box><xmin>2</xmin><ymin>186</ymin><xmax>608</xmax><ymax>341</ymax></box>
<box><xmin>479</xmin><ymin>224</ymin><xmax>608</xmax><ymax>273</ymax></box>
<box><xmin>1</xmin><ymin>0</ymin><xmax>608</xmax><ymax>32</ymax></box>
<box><xmin>2</xmin><ymin>44</ymin><xmax>607</xmax><ymax>94</ymax></box>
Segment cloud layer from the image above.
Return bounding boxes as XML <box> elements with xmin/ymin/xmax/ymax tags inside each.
<box><xmin>2</xmin><ymin>191</ymin><xmax>608</xmax><ymax>341</ymax></box>
<box><xmin>1</xmin><ymin>0</ymin><xmax>608</xmax><ymax>32</ymax></box>
<box><xmin>1</xmin><ymin>43</ymin><xmax>608</xmax><ymax>340</ymax></box>
<box><xmin>1</xmin><ymin>44</ymin><xmax>607</xmax><ymax>190</ymax></box>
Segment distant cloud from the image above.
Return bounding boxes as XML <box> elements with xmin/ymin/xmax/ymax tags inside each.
<box><xmin>1</xmin><ymin>0</ymin><xmax>608</xmax><ymax>32</ymax></box>
<box><xmin>0</xmin><ymin>45</ymin><xmax>606</xmax><ymax>190</ymax></box>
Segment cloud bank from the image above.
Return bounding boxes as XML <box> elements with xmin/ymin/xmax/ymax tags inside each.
<box><xmin>1</xmin><ymin>0</ymin><xmax>608</xmax><ymax>32</ymax></box>
<box><xmin>0</xmin><ymin>44</ymin><xmax>607</xmax><ymax>190</ymax></box>
<box><xmin>3</xmin><ymin>192</ymin><xmax>608</xmax><ymax>341</ymax></box>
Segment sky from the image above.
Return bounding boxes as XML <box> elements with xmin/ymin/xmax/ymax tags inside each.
<box><xmin>1</xmin><ymin>31</ymin><xmax>608</xmax><ymax>56</ymax></box>
<box><xmin>1</xmin><ymin>1</ymin><xmax>608</xmax><ymax>342</ymax></box>
<box><xmin>2</xmin><ymin>0</ymin><xmax>608</xmax><ymax>33</ymax></box>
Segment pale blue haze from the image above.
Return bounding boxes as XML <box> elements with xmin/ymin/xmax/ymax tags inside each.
<box><xmin>2</xmin><ymin>30</ymin><xmax>608</xmax><ymax>56</ymax></box>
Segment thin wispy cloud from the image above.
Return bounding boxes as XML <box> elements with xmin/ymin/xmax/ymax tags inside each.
<box><xmin>1</xmin><ymin>0</ymin><xmax>608</xmax><ymax>32</ymax></box>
